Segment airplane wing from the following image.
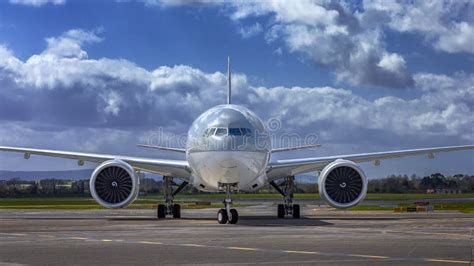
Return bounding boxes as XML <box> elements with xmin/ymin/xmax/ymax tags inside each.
<box><xmin>0</xmin><ymin>146</ymin><xmax>191</xmax><ymax>181</ymax></box>
<box><xmin>271</xmin><ymin>144</ymin><xmax>321</xmax><ymax>153</ymax></box>
<box><xmin>137</xmin><ymin>144</ymin><xmax>186</xmax><ymax>153</ymax></box>
<box><xmin>266</xmin><ymin>145</ymin><xmax>474</xmax><ymax>181</ymax></box>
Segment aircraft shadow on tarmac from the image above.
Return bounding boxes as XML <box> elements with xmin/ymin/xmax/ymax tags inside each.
<box><xmin>106</xmin><ymin>216</ymin><xmax>401</xmax><ymax>226</ymax></box>
<box><xmin>7</xmin><ymin>215</ymin><xmax>400</xmax><ymax>226</ymax></box>
<box><xmin>106</xmin><ymin>216</ymin><xmax>331</xmax><ymax>226</ymax></box>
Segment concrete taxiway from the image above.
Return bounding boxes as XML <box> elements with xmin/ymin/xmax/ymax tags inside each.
<box><xmin>0</xmin><ymin>205</ymin><xmax>472</xmax><ymax>265</ymax></box>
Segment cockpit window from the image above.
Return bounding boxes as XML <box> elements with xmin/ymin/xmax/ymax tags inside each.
<box><xmin>241</xmin><ymin>128</ymin><xmax>252</xmax><ymax>136</ymax></box>
<box><xmin>203</xmin><ymin>128</ymin><xmax>216</xmax><ymax>137</ymax></box>
<box><xmin>214</xmin><ymin>127</ymin><xmax>228</xmax><ymax>136</ymax></box>
<box><xmin>203</xmin><ymin>127</ymin><xmax>252</xmax><ymax>137</ymax></box>
<box><xmin>228</xmin><ymin>128</ymin><xmax>243</xmax><ymax>136</ymax></box>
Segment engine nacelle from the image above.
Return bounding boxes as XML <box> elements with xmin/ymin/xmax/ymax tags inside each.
<box><xmin>90</xmin><ymin>160</ymin><xmax>140</xmax><ymax>209</ymax></box>
<box><xmin>318</xmin><ymin>159</ymin><xmax>367</xmax><ymax>209</ymax></box>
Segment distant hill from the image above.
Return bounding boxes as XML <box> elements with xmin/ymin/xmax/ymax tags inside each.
<box><xmin>0</xmin><ymin>169</ymin><xmax>317</xmax><ymax>183</ymax></box>
<box><xmin>0</xmin><ymin>169</ymin><xmax>94</xmax><ymax>181</ymax></box>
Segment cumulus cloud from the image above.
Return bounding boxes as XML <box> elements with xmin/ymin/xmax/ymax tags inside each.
<box><xmin>224</xmin><ymin>1</ymin><xmax>415</xmax><ymax>88</ymax></box>
<box><xmin>0</xmin><ymin>30</ymin><xmax>228</xmax><ymax>134</ymax></box>
<box><xmin>364</xmin><ymin>0</ymin><xmax>474</xmax><ymax>54</ymax></box>
<box><xmin>377</xmin><ymin>53</ymin><xmax>407</xmax><ymax>74</ymax></box>
<box><xmin>251</xmin><ymin>73</ymin><xmax>473</xmax><ymax>143</ymax></box>
<box><xmin>138</xmin><ymin>1</ymin><xmax>409</xmax><ymax>88</ymax></box>
<box><xmin>43</xmin><ymin>29</ymin><xmax>103</xmax><ymax>59</ymax></box>
<box><xmin>238</xmin><ymin>22</ymin><xmax>263</xmax><ymax>38</ymax></box>
<box><xmin>9</xmin><ymin>0</ymin><xmax>65</xmax><ymax>7</ymax></box>
<box><xmin>0</xmin><ymin>29</ymin><xmax>472</xmax><ymax>161</ymax></box>
<box><xmin>146</xmin><ymin>0</ymin><xmax>473</xmax><ymax>89</ymax></box>
<box><xmin>435</xmin><ymin>22</ymin><xmax>474</xmax><ymax>54</ymax></box>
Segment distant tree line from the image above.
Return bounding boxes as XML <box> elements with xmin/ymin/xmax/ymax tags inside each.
<box><xmin>0</xmin><ymin>173</ymin><xmax>472</xmax><ymax>197</ymax></box>
<box><xmin>0</xmin><ymin>179</ymin><xmax>89</xmax><ymax>198</ymax></box>
<box><xmin>367</xmin><ymin>173</ymin><xmax>473</xmax><ymax>193</ymax></box>
<box><xmin>0</xmin><ymin>178</ymin><xmax>194</xmax><ymax>198</ymax></box>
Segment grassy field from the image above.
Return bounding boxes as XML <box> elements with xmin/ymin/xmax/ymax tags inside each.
<box><xmin>348</xmin><ymin>202</ymin><xmax>474</xmax><ymax>213</ymax></box>
<box><xmin>165</xmin><ymin>192</ymin><xmax>474</xmax><ymax>201</ymax></box>
<box><xmin>0</xmin><ymin>198</ymin><xmax>250</xmax><ymax>210</ymax></box>
<box><xmin>0</xmin><ymin>193</ymin><xmax>473</xmax><ymax>211</ymax></box>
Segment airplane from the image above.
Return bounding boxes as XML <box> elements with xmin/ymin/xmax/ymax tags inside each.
<box><xmin>1</xmin><ymin>57</ymin><xmax>473</xmax><ymax>224</ymax></box>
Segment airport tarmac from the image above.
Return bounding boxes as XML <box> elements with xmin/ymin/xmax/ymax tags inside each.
<box><xmin>0</xmin><ymin>205</ymin><xmax>472</xmax><ymax>265</ymax></box>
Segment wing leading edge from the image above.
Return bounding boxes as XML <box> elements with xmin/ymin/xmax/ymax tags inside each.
<box><xmin>0</xmin><ymin>146</ymin><xmax>191</xmax><ymax>181</ymax></box>
<box><xmin>266</xmin><ymin>145</ymin><xmax>474</xmax><ymax>181</ymax></box>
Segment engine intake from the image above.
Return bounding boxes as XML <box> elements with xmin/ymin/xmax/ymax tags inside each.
<box><xmin>90</xmin><ymin>160</ymin><xmax>139</xmax><ymax>209</ymax></box>
<box><xmin>318</xmin><ymin>159</ymin><xmax>367</xmax><ymax>208</ymax></box>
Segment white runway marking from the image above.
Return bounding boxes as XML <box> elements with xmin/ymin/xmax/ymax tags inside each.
<box><xmin>424</xmin><ymin>259</ymin><xmax>471</xmax><ymax>264</ymax></box>
<box><xmin>68</xmin><ymin>237</ymin><xmax>88</xmax><ymax>240</ymax></box>
<box><xmin>2</xmin><ymin>231</ymin><xmax>471</xmax><ymax>265</ymax></box>
<box><xmin>0</xmin><ymin>261</ymin><xmax>27</xmax><ymax>266</ymax></box>
<box><xmin>350</xmin><ymin>254</ymin><xmax>389</xmax><ymax>259</ymax></box>
<box><xmin>284</xmin><ymin>250</ymin><xmax>320</xmax><ymax>255</ymax></box>
<box><xmin>0</xmin><ymin>233</ymin><xmax>28</xmax><ymax>236</ymax></box>
<box><xmin>138</xmin><ymin>241</ymin><xmax>162</xmax><ymax>245</ymax></box>
<box><xmin>227</xmin><ymin>246</ymin><xmax>258</xmax><ymax>251</ymax></box>
<box><xmin>180</xmin><ymin>244</ymin><xmax>206</xmax><ymax>247</ymax></box>
<box><xmin>133</xmin><ymin>237</ymin><xmax>469</xmax><ymax>264</ymax></box>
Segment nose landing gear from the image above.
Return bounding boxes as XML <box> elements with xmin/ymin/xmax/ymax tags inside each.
<box><xmin>217</xmin><ymin>183</ymin><xmax>239</xmax><ymax>224</ymax></box>
<box><xmin>270</xmin><ymin>176</ymin><xmax>300</xmax><ymax>219</ymax></box>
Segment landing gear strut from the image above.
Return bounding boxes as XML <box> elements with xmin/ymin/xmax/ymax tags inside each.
<box><xmin>269</xmin><ymin>176</ymin><xmax>300</xmax><ymax>219</ymax></box>
<box><xmin>217</xmin><ymin>183</ymin><xmax>239</xmax><ymax>224</ymax></box>
<box><xmin>157</xmin><ymin>176</ymin><xmax>188</xmax><ymax>219</ymax></box>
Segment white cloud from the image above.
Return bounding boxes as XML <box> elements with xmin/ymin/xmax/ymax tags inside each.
<box><xmin>225</xmin><ymin>1</ymin><xmax>414</xmax><ymax>88</ymax></box>
<box><xmin>145</xmin><ymin>0</ymin><xmax>473</xmax><ymax>88</ymax></box>
<box><xmin>0</xmin><ymin>28</ymin><xmax>472</xmax><ymax>166</ymax></box>
<box><xmin>100</xmin><ymin>90</ymin><xmax>123</xmax><ymax>116</ymax></box>
<box><xmin>435</xmin><ymin>22</ymin><xmax>474</xmax><ymax>54</ymax></box>
<box><xmin>273</xmin><ymin>47</ymin><xmax>283</xmax><ymax>55</ymax></box>
<box><xmin>9</xmin><ymin>0</ymin><xmax>65</xmax><ymax>7</ymax></box>
<box><xmin>377</xmin><ymin>52</ymin><xmax>408</xmax><ymax>75</ymax></box>
<box><xmin>238</xmin><ymin>22</ymin><xmax>263</xmax><ymax>38</ymax></box>
<box><xmin>363</xmin><ymin>0</ymin><xmax>474</xmax><ymax>54</ymax></box>
<box><xmin>43</xmin><ymin>29</ymin><xmax>103</xmax><ymax>59</ymax></box>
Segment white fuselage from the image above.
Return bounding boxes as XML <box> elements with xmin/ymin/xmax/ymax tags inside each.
<box><xmin>186</xmin><ymin>104</ymin><xmax>271</xmax><ymax>192</ymax></box>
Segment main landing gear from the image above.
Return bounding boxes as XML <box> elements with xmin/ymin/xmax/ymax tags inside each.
<box><xmin>217</xmin><ymin>183</ymin><xmax>239</xmax><ymax>224</ymax></box>
<box><xmin>157</xmin><ymin>176</ymin><xmax>188</xmax><ymax>219</ymax></box>
<box><xmin>269</xmin><ymin>176</ymin><xmax>300</xmax><ymax>219</ymax></box>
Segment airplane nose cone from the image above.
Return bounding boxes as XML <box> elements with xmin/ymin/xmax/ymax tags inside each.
<box><xmin>216</xmin><ymin>157</ymin><xmax>239</xmax><ymax>183</ymax></box>
<box><xmin>187</xmin><ymin>150</ymin><xmax>269</xmax><ymax>190</ymax></box>
<box><xmin>218</xmin><ymin>159</ymin><xmax>238</xmax><ymax>169</ymax></box>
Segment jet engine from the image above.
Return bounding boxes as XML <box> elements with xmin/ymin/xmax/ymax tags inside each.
<box><xmin>89</xmin><ymin>160</ymin><xmax>140</xmax><ymax>209</ymax></box>
<box><xmin>318</xmin><ymin>159</ymin><xmax>367</xmax><ymax>208</ymax></box>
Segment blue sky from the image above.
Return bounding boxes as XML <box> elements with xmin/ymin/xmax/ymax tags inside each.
<box><xmin>0</xmin><ymin>1</ymin><xmax>337</xmax><ymax>88</ymax></box>
<box><xmin>0</xmin><ymin>0</ymin><xmax>473</xmax><ymax>178</ymax></box>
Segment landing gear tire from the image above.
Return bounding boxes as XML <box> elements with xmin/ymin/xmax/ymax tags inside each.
<box><xmin>271</xmin><ymin>176</ymin><xmax>300</xmax><ymax>219</ymax></box>
<box><xmin>157</xmin><ymin>204</ymin><xmax>166</xmax><ymax>219</ymax></box>
<box><xmin>172</xmin><ymin>204</ymin><xmax>181</xmax><ymax>219</ymax></box>
<box><xmin>292</xmin><ymin>204</ymin><xmax>300</xmax><ymax>219</ymax></box>
<box><xmin>217</xmin><ymin>209</ymin><xmax>228</xmax><ymax>224</ymax></box>
<box><xmin>277</xmin><ymin>204</ymin><xmax>285</xmax><ymax>218</ymax></box>
<box><xmin>228</xmin><ymin>209</ymin><xmax>238</xmax><ymax>224</ymax></box>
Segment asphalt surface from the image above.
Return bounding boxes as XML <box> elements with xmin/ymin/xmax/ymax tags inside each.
<box><xmin>0</xmin><ymin>205</ymin><xmax>473</xmax><ymax>265</ymax></box>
